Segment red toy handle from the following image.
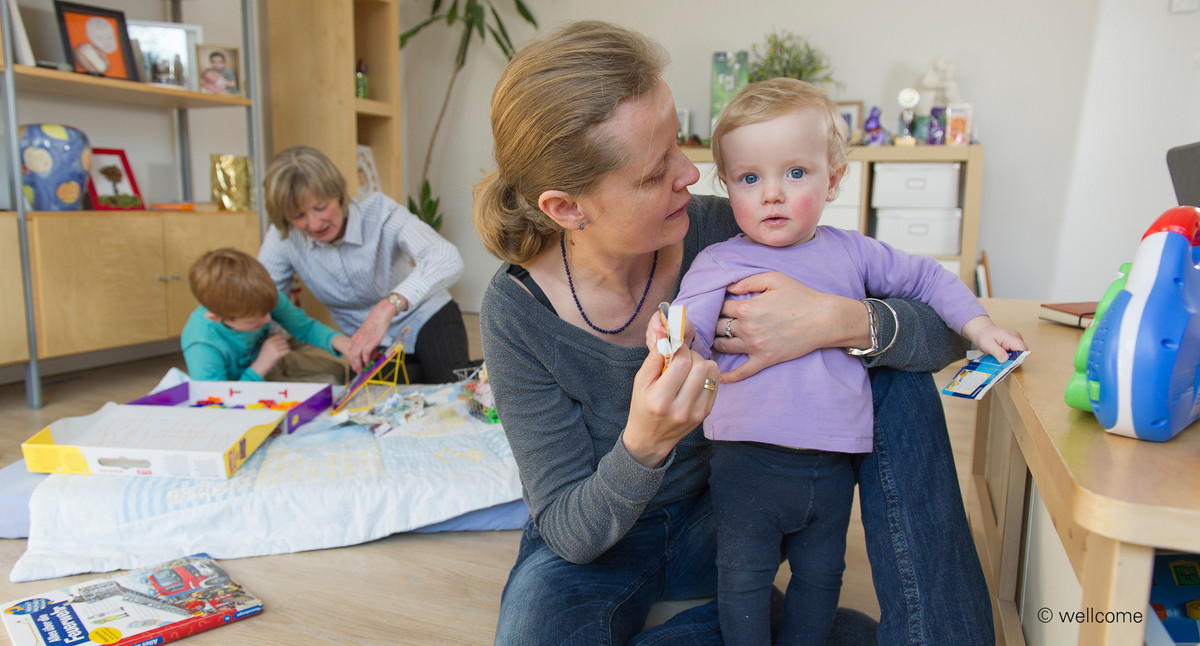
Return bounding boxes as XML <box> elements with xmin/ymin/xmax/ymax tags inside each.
<box><xmin>1143</xmin><ymin>205</ymin><xmax>1200</xmax><ymax>245</ymax></box>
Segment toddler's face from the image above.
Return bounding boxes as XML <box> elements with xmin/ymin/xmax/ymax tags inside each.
<box><xmin>719</xmin><ymin>107</ymin><xmax>841</xmax><ymax>248</ymax></box>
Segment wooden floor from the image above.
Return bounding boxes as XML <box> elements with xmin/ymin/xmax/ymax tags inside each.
<box><xmin>0</xmin><ymin>313</ymin><xmax>978</xmax><ymax>642</ymax></box>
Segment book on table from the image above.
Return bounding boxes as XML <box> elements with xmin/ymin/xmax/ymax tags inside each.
<box><xmin>1039</xmin><ymin>301</ymin><xmax>1099</xmax><ymax>329</ymax></box>
<box><xmin>1</xmin><ymin>554</ymin><xmax>262</xmax><ymax>646</ymax></box>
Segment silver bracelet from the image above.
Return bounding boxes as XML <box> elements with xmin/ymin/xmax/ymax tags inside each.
<box><xmin>863</xmin><ymin>298</ymin><xmax>899</xmax><ymax>356</ymax></box>
<box><xmin>844</xmin><ymin>299</ymin><xmax>879</xmax><ymax>357</ymax></box>
<box><xmin>845</xmin><ymin>298</ymin><xmax>900</xmax><ymax>357</ymax></box>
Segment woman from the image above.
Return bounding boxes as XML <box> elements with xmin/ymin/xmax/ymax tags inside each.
<box><xmin>258</xmin><ymin>146</ymin><xmax>470</xmax><ymax>383</ymax></box>
<box><xmin>475</xmin><ymin>21</ymin><xmax>992</xmax><ymax>645</ymax></box>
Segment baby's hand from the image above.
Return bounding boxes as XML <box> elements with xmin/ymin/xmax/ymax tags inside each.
<box><xmin>331</xmin><ymin>335</ymin><xmax>352</xmax><ymax>357</ymax></box>
<box><xmin>961</xmin><ymin>316</ymin><xmax>1027</xmax><ymax>363</ymax></box>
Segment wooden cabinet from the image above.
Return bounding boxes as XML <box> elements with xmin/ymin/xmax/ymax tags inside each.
<box><xmin>684</xmin><ymin>144</ymin><xmax>983</xmax><ymax>290</ymax></box>
<box><xmin>26</xmin><ymin>211</ymin><xmax>259</xmax><ymax>358</ymax></box>
<box><xmin>263</xmin><ymin>0</ymin><xmax>402</xmax><ymax>197</ymax></box>
<box><xmin>0</xmin><ymin>213</ymin><xmax>29</xmax><ymax>365</ymax></box>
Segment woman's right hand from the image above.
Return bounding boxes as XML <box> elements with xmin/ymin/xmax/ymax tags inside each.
<box><xmin>621</xmin><ymin>346</ymin><xmax>718</xmax><ymax>469</ymax></box>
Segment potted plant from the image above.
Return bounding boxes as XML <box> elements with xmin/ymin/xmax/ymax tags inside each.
<box><xmin>747</xmin><ymin>30</ymin><xmax>841</xmax><ymax>90</ymax></box>
<box><xmin>400</xmin><ymin>0</ymin><xmax>537</xmax><ymax>231</ymax></box>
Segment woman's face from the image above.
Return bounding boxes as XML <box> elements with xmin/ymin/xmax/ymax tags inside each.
<box><xmin>575</xmin><ymin>78</ymin><xmax>699</xmax><ymax>255</ymax></box>
<box><xmin>288</xmin><ymin>192</ymin><xmax>346</xmax><ymax>244</ymax></box>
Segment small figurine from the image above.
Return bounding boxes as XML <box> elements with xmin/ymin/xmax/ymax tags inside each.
<box><xmin>896</xmin><ymin>88</ymin><xmax>919</xmax><ymax>146</ymax></box>
<box><xmin>915</xmin><ymin>55</ymin><xmax>963</xmax><ymax>116</ymax></box>
<box><xmin>863</xmin><ymin>106</ymin><xmax>890</xmax><ymax>146</ymax></box>
<box><xmin>927</xmin><ymin>106</ymin><xmax>946</xmax><ymax>145</ymax></box>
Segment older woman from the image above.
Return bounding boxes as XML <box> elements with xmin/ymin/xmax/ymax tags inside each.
<box><xmin>258</xmin><ymin>146</ymin><xmax>470</xmax><ymax>383</ymax></box>
<box><xmin>475</xmin><ymin>21</ymin><xmax>991</xmax><ymax>646</ymax></box>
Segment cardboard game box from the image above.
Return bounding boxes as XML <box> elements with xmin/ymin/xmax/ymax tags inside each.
<box><xmin>22</xmin><ymin>382</ymin><xmax>331</xmax><ymax>479</ymax></box>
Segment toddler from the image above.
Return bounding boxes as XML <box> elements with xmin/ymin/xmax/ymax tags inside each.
<box><xmin>653</xmin><ymin>77</ymin><xmax>1025</xmax><ymax>645</ymax></box>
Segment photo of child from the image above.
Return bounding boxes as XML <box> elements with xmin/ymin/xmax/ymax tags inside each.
<box><xmin>196</xmin><ymin>45</ymin><xmax>240</xmax><ymax>96</ymax></box>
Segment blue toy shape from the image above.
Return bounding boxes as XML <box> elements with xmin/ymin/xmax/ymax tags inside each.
<box><xmin>1074</xmin><ymin>206</ymin><xmax>1200</xmax><ymax>441</ymax></box>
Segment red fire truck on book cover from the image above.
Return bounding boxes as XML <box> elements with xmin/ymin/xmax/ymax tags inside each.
<box><xmin>1</xmin><ymin>554</ymin><xmax>262</xmax><ymax>645</ymax></box>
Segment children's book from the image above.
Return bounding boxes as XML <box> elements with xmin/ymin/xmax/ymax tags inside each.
<box><xmin>1038</xmin><ymin>301</ymin><xmax>1098</xmax><ymax>329</ymax></box>
<box><xmin>942</xmin><ymin>350</ymin><xmax>1031</xmax><ymax>400</ymax></box>
<box><xmin>1149</xmin><ymin>551</ymin><xmax>1200</xmax><ymax>645</ymax></box>
<box><xmin>1</xmin><ymin>554</ymin><xmax>262</xmax><ymax>646</ymax></box>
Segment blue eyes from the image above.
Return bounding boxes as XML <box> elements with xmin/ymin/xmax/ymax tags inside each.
<box><xmin>740</xmin><ymin>169</ymin><xmax>806</xmax><ymax>185</ymax></box>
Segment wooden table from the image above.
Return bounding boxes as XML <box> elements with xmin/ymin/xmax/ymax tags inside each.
<box><xmin>970</xmin><ymin>299</ymin><xmax>1200</xmax><ymax>646</ymax></box>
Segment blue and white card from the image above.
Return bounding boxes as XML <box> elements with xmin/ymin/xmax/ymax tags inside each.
<box><xmin>942</xmin><ymin>350</ymin><xmax>1031</xmax><ymax>400</ymax></box>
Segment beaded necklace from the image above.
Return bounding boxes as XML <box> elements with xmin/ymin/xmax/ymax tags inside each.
<box><xmin>560</xmin><ymin>232</ymin><xmax>657</xmax><ymax>335</ymax></box>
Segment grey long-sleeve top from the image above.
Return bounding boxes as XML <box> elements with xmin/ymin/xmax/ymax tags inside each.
<box><xmin>479</xmin><ymin>194</ymin><xmax>969</xmax><ymax>564</ymax></box>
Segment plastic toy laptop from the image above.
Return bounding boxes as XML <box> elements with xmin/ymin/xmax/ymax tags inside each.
<box><xmin>1065</xmin><ymin>206</ymin><xmax>1200</xmax><ymax>441</ymax></box>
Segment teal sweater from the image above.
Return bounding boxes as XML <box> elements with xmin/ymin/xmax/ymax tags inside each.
<box><xmin>181</xmin><ymin>291</ymin><xmax>341</xmax><ymax>381</ymax></box>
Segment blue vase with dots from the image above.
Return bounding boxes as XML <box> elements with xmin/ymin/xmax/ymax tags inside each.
<box><xmin>19</xmin><ymin>123</ymin><xmax>91</xmax><ymax>211</ymax></box>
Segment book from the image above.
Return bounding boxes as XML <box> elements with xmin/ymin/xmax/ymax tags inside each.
<box><xmin>942</xmin><ymin>350</ymin><xmax>1031</xmax><ymax>400</ymax></box>
<box><xmin>1039</xmin><ymin>301</ymin><xmax>1098</xmax><ymax>329</ymax></box>
<box><xmin>1</xmin><ymin>554</ymin><xmax>262</xmax><ymax>645</ymax></box>
<box><xmin>1148</xmin><ymin>552</ymin><xmax>1200</xmax><ymax>645</ymax></box>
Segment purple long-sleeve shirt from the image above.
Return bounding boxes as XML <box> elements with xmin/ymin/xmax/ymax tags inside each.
<box><xmin>674</xmin><ymin>225</ymin><xmax>985</xmax><ymax>453</ymax></box>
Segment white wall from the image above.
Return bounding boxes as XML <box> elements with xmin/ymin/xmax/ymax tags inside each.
<box><xmin>400</xmin><ymin>0</ymin><xmax>1200</xmax><ymax>312</ymax></box>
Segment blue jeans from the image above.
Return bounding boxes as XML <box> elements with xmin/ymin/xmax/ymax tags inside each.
<box><xmin>494</xmin><ymin>368</ymin><xmax>993</xmax><ymax>645</ymax></box>
<box><xmin>710</xmin><ymin>442</ymin><xmax>856</xmax><ymax>646</ymax></box>
<box><xmin>855</xmin><ymin>368</ymin><xmax>994</xmax><ymax>645</ymax></box>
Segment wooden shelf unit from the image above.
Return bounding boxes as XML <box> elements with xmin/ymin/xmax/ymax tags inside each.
<box><xmin>0</xmin><ymin>2</ymin><xmax>264</xmax><ymax>407</ymax></box>
<box><xmin>0</xmin><ymin>63</ymin><xmax>252</xmax><ymax>109</ymax></box>
<box><xmin>264</xmin><ymin>0</ymin><xmax>401</xmax><ymax>197</ymax></box>
<box><xmin>683</xmin><ymin>144</ymin><xmax>984</xmax><ymax>290</ymax></box>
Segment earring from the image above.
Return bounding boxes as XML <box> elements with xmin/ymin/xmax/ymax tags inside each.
<box><xmin>578</xmin><ymin>222</ymin><xmax>585</xmax><ymax>231</ymax></box>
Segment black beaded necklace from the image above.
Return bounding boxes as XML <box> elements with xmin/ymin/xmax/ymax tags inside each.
<box><xmin>560</xmin><ymin>232</ymin><xmax>658</xmax><ymax>335</ymax></box>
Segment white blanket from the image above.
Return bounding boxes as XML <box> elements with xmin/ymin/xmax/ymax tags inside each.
<box><xmin>11</xmin><ymin>383</ymin><xmax>522</xmax><ymax>582</ymax></box>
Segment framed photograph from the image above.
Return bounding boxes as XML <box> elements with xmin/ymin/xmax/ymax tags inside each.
<box><xmin>196</xmin><ymin>43</ymin><xmax>240</xmax><ymax>96</ymax></box>
<box><xmin>837</xmin><ymin>101</ymin><xmax>864</xmax><ymax>134</ymax></box>
<box><xmin>126</xmin><ymin>19</ymin><xmax>204</xmax><ymax>91</ymax></box>
<box><xmin>356</xmin><ymin>145</ymin><xmax>381</xmax><ymax>195</ymax></box>
<box><xmin>87</xmin><ymin>148</ymin><xmax>144</xmax><ymax>210</ymax></box>
<box><xmin>53</xmin><ymin>1</ymin><xmax>138</xmax><ymax>80</ymax></box>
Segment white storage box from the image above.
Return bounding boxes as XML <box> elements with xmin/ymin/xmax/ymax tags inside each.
<box><xmin>871</xmin><ymin>162</ymin><xmax>961</xmax><ymax>209</ymax></box>
<box><xmin>830</xmin><ymin>161</ymin><xmax>864</xmax><ymax>207</ymax></box>
<box><xmin>874</xmin><ymin>208</ymin><xmax>962</xmax><ymax>255</ymax></box>
<box><xmin>822</xmin><ymin>205</ymin><xmax>860</xmax><ymax>231</ymax></box>
<box><xmin>690</xmin><ymin>162</ymin><xmax>726</xmax><ymax>197</ymax></box>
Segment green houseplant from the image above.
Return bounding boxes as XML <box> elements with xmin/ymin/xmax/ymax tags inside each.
<box><xmin>747</xmin><ymin>30</ymin><xmax>840</xmax><ymax>90</ymax></box>
<box><xmin>400</xmin><ymin>0</ymin><xmax>537</xmax><ymax>231</ymax></box>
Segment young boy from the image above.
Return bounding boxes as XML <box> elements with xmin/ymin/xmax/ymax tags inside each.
<box><xmin>182</xmin><ymin>248</ymin><xmax>351</xmax><ymax>383</ymax></box>
<box><xmin>652</xmin><ymin>78</ymin><xmax>1026</xmax><ymax>645</ymax></box>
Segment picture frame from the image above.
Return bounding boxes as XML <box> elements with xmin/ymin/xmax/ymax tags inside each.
<box><xmin>356</xmin><ymin>145</ymin><xmax>381</xmax><ymax>195</ymax></box>
<box><xmin>126</xmin><ymin>19</ymin><xmax>204</xmax><ymax>91</ymax></box>
<box><xmin>837</xmin><ymin>101</ymin><xmax>864</xmax><ymax>135</ymax></box>
<box><xmin>87</xmin><ymin>148</ymin><xmax>144</xmax><ymax>210</ymax></box>
<box><xmin>53</xmin><ymin>1</ymin><xmax>138</xmax><ymax>81</ymax></box>
<box><xmin>195</xmin><ymin>43</ymin><xmax>240</xmax><ymax>96</ymax></box>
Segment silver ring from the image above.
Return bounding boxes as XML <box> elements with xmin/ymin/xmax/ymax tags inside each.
<box><xmin>703</xmin><ymin>378</ymin><xmax>718</xmax><ymax>392</ymax></box>
<box><xmin>723</xmin><ymin>318</ymin><xmax>734</xmax><ymax>339</ymax></box>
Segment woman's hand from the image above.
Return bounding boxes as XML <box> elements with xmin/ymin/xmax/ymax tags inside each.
<box><xmin>346</xmin><ymin>300</ymin><xmax>395</xmax><ymax>372</ymax></box>
<box><xmin>711</xmin><ymin>272</ymin><xmax>871</xmax><ymax>384</ymax></box>
<box><xmin>621</xmin><ymin>346</ymin><xmax>718</xmax><ymax>469</ymax></box>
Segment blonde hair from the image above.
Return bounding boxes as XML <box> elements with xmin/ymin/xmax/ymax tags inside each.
<box><xmin>711</xmin><ymin>77</ymin><xmax>849</xmax><ymax>191</ymax></box>
<box><xmin>262</xmin><ymin>146</ymin><xmax>347</xmax><ymax>239</ymax></box>
<box><xmin>188</xmin><ymin>248</ymin><xmax>278</xmax><ymax>319</ymax></box>
<box><xmin>473</xmin><ymin>20</ymin><xmax>669</xmax><ymax>265</ymax></box>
